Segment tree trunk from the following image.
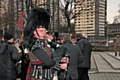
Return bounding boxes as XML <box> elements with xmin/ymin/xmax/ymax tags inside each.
<box><xmin>67</xmin><ymin>18</ymin><xmax>71</xmax><ymax>33</ymax></box>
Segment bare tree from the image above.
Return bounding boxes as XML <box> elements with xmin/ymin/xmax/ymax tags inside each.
<box><xmin>113</xmin><ymin>3</ymin><xmax>120</xmax><ymax>24</ymax></box>
<box><xmin>60</xmin><ymin>0</ymin><xmax>94</xmax><ymax>33</ymax></box>
<box><xmin>0</xmin><ymin>0</ymin><xmax>9</xmax><ymax>31</ymax></box>
<box><xmin>9</xmin><ymin>0</ymin><xmax>15</xmax><ymax>34</ymax></box>
<box><xmin>118</xmin><ymin>3</ymin><xmax>120</xmax><ymax>16</ymax></box>
<box><xmin>113</xmin><ymin>15</ymin><xmax>120</xmax><ymax>24</ymax></box>
<box><xmin>24</xmin><ymin>0</ymin><xmax>50</xmax><ymax>16</ymax></box>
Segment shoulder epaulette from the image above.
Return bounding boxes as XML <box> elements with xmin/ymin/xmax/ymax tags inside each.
<box><xmin>31</xmin><ymin>39</ymin><xmax>45</xmax><ymax>52</ymax></box>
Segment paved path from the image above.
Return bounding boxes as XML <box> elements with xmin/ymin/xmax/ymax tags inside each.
<box><xmin>89</xmin><ymin>52</ymin><xmax>120</xmax><ymax>73</ymax></box>
<box><xmin>89</xmin><ymin>73</ymin><xmax>120</xmax><ymax>80</ymax></box>
<box><xmin>17</xmin><ymin>73</ymin><xmax>120</xmax><ymax>80</ymax></box>
<box><xmin>88</xmin><ymin>52</ymin><xmax>120</xmax><ymax>80</ymax></box>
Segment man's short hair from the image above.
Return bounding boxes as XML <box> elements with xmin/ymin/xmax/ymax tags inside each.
<box><xmin>82</xmin><ymin>33</ymin><xmax>87</xmax><ymax>38</ymax></box>
<box><xmin>63</xmin><ymin>33</ymin><xmax>70</xmax><ymax>41</ymax></box>
<box><xmin>76</xmin><ymin>33</ymin><xmax>83</xmax><ymax>38</ymax></box>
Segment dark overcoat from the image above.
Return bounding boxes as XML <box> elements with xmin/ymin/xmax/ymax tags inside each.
<box><xmin>77</xmin><ymin>37</ymin><xmax>92</xmax><ymax>68</ymax></box>
<box><xmin>62</xmin><ymin>40</ymin><xmax>83</xmax><ymax>79</ymax></box>
<box><xmin>0</xmin><ymin>42</ymin><xmax>21</xmax><ymax>80</ymax></box>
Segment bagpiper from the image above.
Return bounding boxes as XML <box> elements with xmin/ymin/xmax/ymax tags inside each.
<box><xmin>24</xmin><ymin>7</ymin><xmax>68</xmax><ymax>80</ymax></box>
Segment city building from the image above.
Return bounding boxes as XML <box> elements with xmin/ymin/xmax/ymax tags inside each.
<box><xmin>74</xmin><ymin>0</ymin><xmax>107</xmax><ymax>39</ymax></box>
<box><xmin>107</xmin><ymin>23</ymin><xmax>120</xmax><ymax>38</ymax></box>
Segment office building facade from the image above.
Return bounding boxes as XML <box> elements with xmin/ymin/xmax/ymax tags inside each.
<box><xmin>75</xmin><ymin>0</ymin><xmax>107</xmax><ymax>39</ymax></box>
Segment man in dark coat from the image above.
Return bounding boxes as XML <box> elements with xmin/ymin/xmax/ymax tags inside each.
<box><xmin>60</xmin><ymin>33</ymin><xmax>83</xmax><ymax>80</ymax></box>
<box><xmin>76</xmin><ymin>33</ymin><xmax>92</xmax><ymax>80</ymax></box>
<box><xmin>0</xmin><ymin>32</ymin><xmax>21</xmax><ymax>80</ymax></box>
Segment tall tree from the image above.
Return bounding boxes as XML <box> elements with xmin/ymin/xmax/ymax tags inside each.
<box><xmin>0</xmin><ymin>0</ymin><xmax>1</xmax><ymax>28</ymax></box>
<box><xmin>0</xmin><ymin>0</ymin><xmax>9</xmax><ymax>30</ymax></box>
<box><xmin>9</xmin><ymin>0</ymin><xmax>15</xmax><ymax>34</ymax></box>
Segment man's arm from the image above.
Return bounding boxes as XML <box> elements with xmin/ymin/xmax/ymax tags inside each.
<box><xmin>11</xmin><ymin>46</ymin><xmax>21</xmax><ymax>63</ymax></box>
<box><xmin>77</xmin><ymin>40</ymin><xmax>84</xmax><ymax>54</ymax></box>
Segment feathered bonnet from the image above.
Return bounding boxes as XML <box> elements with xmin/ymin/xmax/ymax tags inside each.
<box><xmin>24</xmin><ymin>7</ymin><xmax>50</xmax><ymax>48</ymax></box>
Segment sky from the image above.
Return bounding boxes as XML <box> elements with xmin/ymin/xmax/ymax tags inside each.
<box><xmin>107</xmin><ymin>0</ymin><xmax>120</xmax><ymax>23</ymax></box>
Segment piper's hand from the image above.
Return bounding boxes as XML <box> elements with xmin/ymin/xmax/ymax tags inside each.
<box><xmin>60</xmin><ymin>63</ymin><xmax>67</xmax><ymax>71</ymax></box>
<box><xmin>46</xmin><ymin>34</ymin><xmax>53</xmax><ymax>42</ymax></box>
<box><xmin>14</xmin><ymin>44</ymin><xmax>19</xmax><ymax>49</ymax></box>
<box><xmin>61</xmin><ymin>57</ymin><xmax>69</xmax><ymax>63</ymax></box>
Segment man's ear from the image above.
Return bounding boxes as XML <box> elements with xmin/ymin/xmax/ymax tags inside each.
<box><xmin>33</xmin><ymin>30</ymin><xmax>38</xmax><ymax>38</ymax></box>
<box><xmin>33</xmin><ymin>30</ymin><xmax>36</xmax><ymax>35</ymax></box>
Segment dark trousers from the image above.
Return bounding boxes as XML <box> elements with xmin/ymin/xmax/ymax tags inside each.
<box><xmin>21</xmin><ymin>60</ymin><xmax>29</xmax><ymax>80</ymax></box>
<box><xmin>114</xmin><ymin>46</ymin><xmax>120</xmax><ymax>56</ymax></box>
<box><xmin>78</xmin><ymin>68</ymin><xmax>89</xmax><ymax>80</ymax></box>
<box><xmin>58</xmin><ymin>69</ymin><xmax>65</xmax><ymax>80</ymax></box>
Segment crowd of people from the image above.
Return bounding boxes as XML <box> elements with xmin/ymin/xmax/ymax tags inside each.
<box><xmin>0</xmin><ymin>7</ymin><xmax>92</xmax><ymax>80</ymax></box>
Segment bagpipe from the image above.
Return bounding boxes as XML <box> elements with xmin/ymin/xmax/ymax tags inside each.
<box><xmin>47</xmin><ymin>39</ymin><xmax>70</xmax><ymax>63</ymax></box>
